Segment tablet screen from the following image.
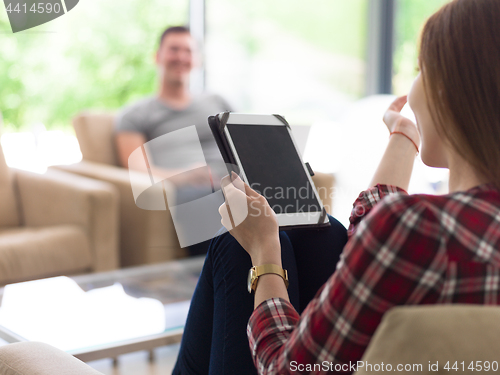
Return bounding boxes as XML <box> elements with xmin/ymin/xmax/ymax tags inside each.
<box><xmin>226</xmin><ymin>124</ymin><xmax>320</xmax><ymax>214</ymax></box>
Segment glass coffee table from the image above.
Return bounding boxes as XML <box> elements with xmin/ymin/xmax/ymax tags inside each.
<box><xmin>0</xmin><ymin>256</ymin><xmax>204</xmax><ymax>362</ymax></box>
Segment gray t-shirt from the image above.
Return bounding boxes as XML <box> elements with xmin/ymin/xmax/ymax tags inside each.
<box><xmin>115</xmin><ymin>94</ymin><xmax>232</xmax><ymax>170</ymax></box>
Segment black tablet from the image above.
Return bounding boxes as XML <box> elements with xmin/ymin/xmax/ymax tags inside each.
<box><xmin>209</xmin><ymin>112</ymin><xmax>329</xmax><ymax>229</ymax></box>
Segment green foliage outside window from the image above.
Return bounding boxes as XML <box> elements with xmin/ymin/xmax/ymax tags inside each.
<box><xmin>230</xmin><ymin>0</ymin><xmax>367</xmax><ymax>60</ymax></box>
<box><xmin>206</xmin><ymin>0</ymin><xmax>368</xmax><ymax>102</ymax></box>
<box><xmin>0</xmin><ymin>0</ymin><xmax>453</xmax><ymax>131</ymax></box>
<box><xmin>0</xmin><ymin>0</ymin><xmax>187</xmax><ymax>131</ymax></box>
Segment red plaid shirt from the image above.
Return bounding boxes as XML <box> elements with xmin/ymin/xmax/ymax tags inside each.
<box><xmin>247</xmin><ymin>183</ymin><xmax>500</xmax><ymax>374</ymax></box>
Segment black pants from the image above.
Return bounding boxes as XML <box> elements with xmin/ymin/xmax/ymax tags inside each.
<box><xmin>173</xmin><ymin>215</ymin><xmax>348</xmax><ymax>374</ymax></box>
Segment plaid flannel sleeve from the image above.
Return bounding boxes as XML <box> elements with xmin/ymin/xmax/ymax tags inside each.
<box><xmin>248</xmin><ymin>185</ymin><xmax>445</xmax><ymax>374</ymax></box>
<box><xmin>348</xmin><ymin>184</ymin><xmax>408</xmax><ymax>237</ymax></box>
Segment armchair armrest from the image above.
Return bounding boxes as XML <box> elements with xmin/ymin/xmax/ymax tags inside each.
<box><xmin>355</xmin><ymin>305</ymin><xmax>500</xmax><ymax>374</ymax></box>
<box><xmin>53</xmin><ymin>160</ymin><xmax>177</xmax><ymax>210</ymax></box>
<box><xmin>0</xmin><ymin>342</ymin><xmax>103</xmax><ymax>375</ymax></box>
<box><xmin>13</xmin><ymin>169</ymin><xmax>119</xmax><ymax>271</ymax></box>
<box><xmin>52</xmin><ymin>161</ymin><xmax>185</xmax><ymax>266</ymax></box>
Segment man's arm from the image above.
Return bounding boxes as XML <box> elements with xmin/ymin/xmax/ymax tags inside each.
<box><xmin>115</xmin><ymin>131</ymin><xmax>210</xmax><ymax>186</ymax></box>
<box><xmin>115</xmin><ymin>131</ymin><xmax>147</xmax><ymax>169</ymax></box>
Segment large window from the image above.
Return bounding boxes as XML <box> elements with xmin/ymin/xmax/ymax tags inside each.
<box><xmin>393</xmin><ymin>0</ymin><xmax>449</xmax><ymax>95</ymax></box>
<box><xmin>205</xmin><ymin>0</ymin><xmax>368</xmax><ymax>124</ymax></box>
<box><xmin>0</xmin><ymin>0</ymin><xmax>188</xmax><ymax>131</ymax></box>
<box><xmin>1</xmin><ymin>0</ymin><xmax>454</xmax><ymax>130</ymax></box>
<box><xmin>0</xmin><ymin>0</ymin><xmax>453</xmax><ymax>220</ymax></box>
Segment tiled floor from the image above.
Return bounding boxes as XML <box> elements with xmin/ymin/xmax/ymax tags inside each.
<box><xmin>87</xmin><ymin>344</ymin><xmax>180</xmax><ymax>374</ymax></box>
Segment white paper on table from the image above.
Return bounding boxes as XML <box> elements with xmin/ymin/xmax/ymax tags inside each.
<box><xmin>0</xmin><ymin>277</ymin><xmax>181</xmax><ymax>351</ymax></box>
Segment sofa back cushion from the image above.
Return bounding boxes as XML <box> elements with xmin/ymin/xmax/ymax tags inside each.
<box><xmin>0</xmin><ymin>142</ymin><xmax>20</xmax><ymax>228</ymax></box>
<box><xmin>73</xmin><ymin>112</ymin><xmax>118</xmax><ymax>166</ymax></box>
<box><xmin>0</xmin><ymin>341</ymin><xmax>104</xmax><ymax>374</ymax></box>
<box><xmin>355</xmin><ymin>305</ymin><xmax>500</xmax><ymax>374</ymax></box>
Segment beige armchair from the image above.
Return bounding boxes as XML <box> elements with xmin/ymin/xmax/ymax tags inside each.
<box><xmin>0</xmin><ymin>143</ymin><xmax>119</xmax><ymax>285</ymax></box>
<box><xmin>0</xmin><ymin>342</ymin><xmax>104</xmax><ymax>375</ymax></box>
<box><xmin>52</xmin><ymin>112</ymin><xmax>185</xmax><ymax>267</ymax></box>
<box><xmin>355</xmin><ymin>305</ymin><xmax>500</xmax><ymax>374</ymax></box>
<box><xmin>53</xmin><ymin>112</ymin><xmax>335</xmax><ymax>267</ymax></box>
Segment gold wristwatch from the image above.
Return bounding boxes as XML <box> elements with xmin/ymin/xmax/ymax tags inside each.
<box><xmin>247</xmin><ymin>264</ymin><xmax>289</xmax><ymax>293</ymax></box>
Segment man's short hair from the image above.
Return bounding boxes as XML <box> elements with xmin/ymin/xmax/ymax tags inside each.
<box><xmin>159</xmin><ymin>26</ymin><xmax>190</xmax><ymax>47</ymax></box>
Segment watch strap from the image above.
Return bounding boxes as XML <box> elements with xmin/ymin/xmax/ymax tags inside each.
<box><xmin>252</xmin><ymin>264</ymin><xmax>289</xmax><ymax>292</ymax></box>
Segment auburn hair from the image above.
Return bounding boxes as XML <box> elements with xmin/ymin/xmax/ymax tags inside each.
<box><xmin>419</xmin><ymin>0</ymin><xmax>500</xmax><ymax>189</ymax></box>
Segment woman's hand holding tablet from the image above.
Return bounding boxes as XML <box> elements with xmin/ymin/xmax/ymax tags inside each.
<box><xmin>219</xmin><ymin>172</ymin><xmax>282</xmax><ymax>266</ymax></box>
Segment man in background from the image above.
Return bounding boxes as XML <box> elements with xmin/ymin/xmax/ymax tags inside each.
<box><xmin>115</xmin><ymin>26</ymin><xmax>232</xmax><ymax>255</ymax></box>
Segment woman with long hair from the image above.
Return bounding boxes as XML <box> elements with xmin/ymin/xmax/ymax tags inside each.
<box><xmin>174</xmin><ymin>0</ymin><xmax>500</xmax><ymax>373</ymax></box>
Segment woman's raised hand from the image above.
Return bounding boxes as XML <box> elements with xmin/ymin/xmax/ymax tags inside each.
<box><xmin>368</xmin><ymin>95</ymin><xmax>421</xmax><ymax>190</ymax></box>
<box><xmin>219</xmin><ymin>172</ymin><xmax>281</xmax><ymax>266</ymax></box>
<box><xmin>383</xmin><ymin>95</ymin><xmax>421</xmax><ymax>149</ymax></box>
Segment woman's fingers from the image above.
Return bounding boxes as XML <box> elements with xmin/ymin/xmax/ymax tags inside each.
<box><xmin>244</xmin><ymin>183</ymin><xmax>261</xmax><ymax>198</ymax></box>
<box><xmin>229</xmin><ymin>172</ymin><xmax>261</xmax><ymax>198</ymax></box>
<box><xmin>384</xmin><ymin>96</ymin><xmax>408</xmax><ymax>123</ymax></box>
<box><xmin>219</xmin><ymin>202</ymin><xmax>234</xmax><ymax>230</ymax></box>
<box><xmin>383</xmin><ymin>96</ymin><xmax>410</xmax><ymax>132</ymax></box>
<box><xmin>221</xmin><ymin>178</ymin><xmax>250</xmax><ymax>228</ymax></box>
<box><xmin>221</xmin><ymin>173</ymin><xmax>246</xmax><ymax>194</ymax></box>
<box><xmin>219</xmin><ymin>172</ymin><xmax>272</xmax><ymax>229</ymax></box>
<box><xmin>223</xmin><ymin>172</ymin><xmax>262</xmax><ymax>199</ymax></box>
<box><xmin>219</xmin><ymin>173</ymin><xmax>280</xmax><ymax>257</ymax></box>
<box><xmin>222</xmin><ymin>177</ymin><xmax>246</xmax><ymax>199</ymax></box>
<box><xmin>388</xmin><ymin>95</ymin><xmax>408</xmax><ymax>113</ymax></box>
<box><xmin>383</xmin><ymin>111</ymin><xmax>404</xmax><ymax>130</ymax></box>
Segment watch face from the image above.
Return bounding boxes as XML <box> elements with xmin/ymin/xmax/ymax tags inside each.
<box><xmin>247</xmin><ymin>268</ymin><xmax>254</xmax><ymax>293</ymax></box>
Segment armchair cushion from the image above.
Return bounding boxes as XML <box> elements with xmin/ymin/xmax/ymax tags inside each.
<box><xmin>73</xmin><ymin>112</ymin><xmax>117</xmax><ymax>166</ymax></box>
<box><xmin>53</xmin><ymin>161</ymin><xmax>185</xmax><ymax>266</ymax></box>
<box><xmin>14</xmin><ymin>169</ymin><xmax>119</xmax><ymax>271</ymax></box>
<box><xmin>356</xmin><ymin>305</ymin><xmax>500</xmax><ymax>374</ymax></box>
<box><xmin>0</xmin><ymin>342</ymin><xmax>103</xmax><ymax>375</ymax></box>
<box><xmin>0</xmin><ymin>226</ymin><xmax>91</xmax><ymax>285</ymax></box>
